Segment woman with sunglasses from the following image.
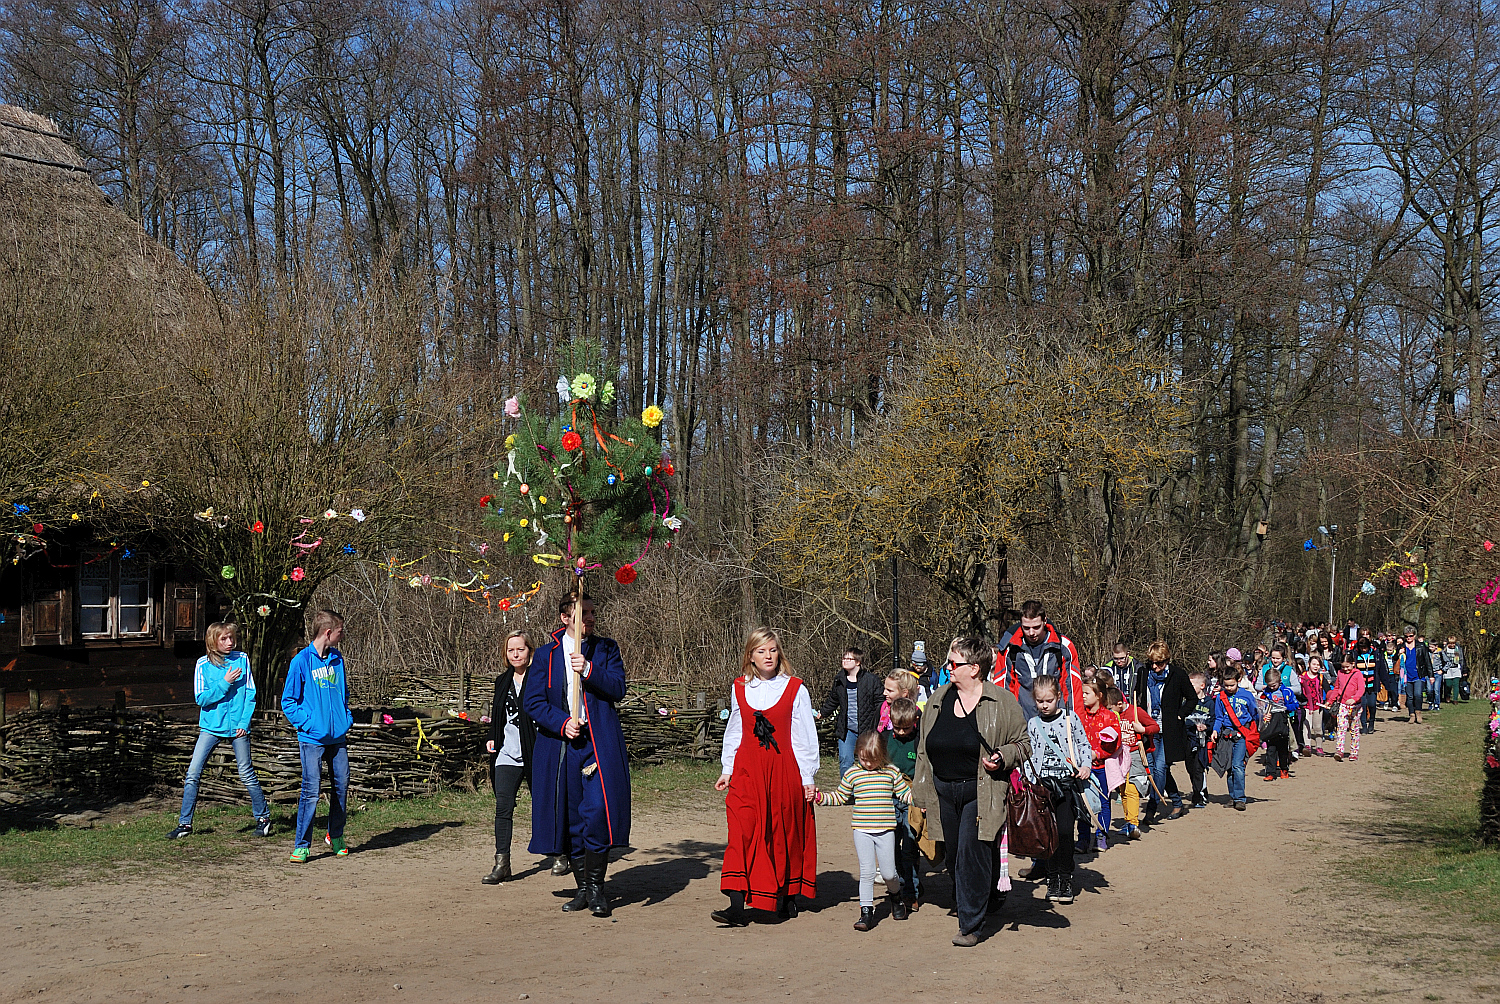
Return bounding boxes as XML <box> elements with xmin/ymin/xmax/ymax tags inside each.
<box><xmin>910</xmin><ymin>636</ymin><xmax>1030</xmax><ymax>948</ymax></box>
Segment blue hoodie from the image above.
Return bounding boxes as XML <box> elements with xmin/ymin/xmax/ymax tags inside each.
<box><xmin>194</xmin><ymin>652</ymin><xmax>256</xmax><ymax>737</ymax></box>
<box><xmin>281</xmin><ymin>644</ymin><xmax>353</xmax><ymax>744</ymax></box>
<box><xmin>1261</xmin><ymin>683</ymin><xmax>1300</xmax><ymax>718</ymax></box>
<box><xmin>1212</xmin><ymin>687</ymin><xmax>1261</xmax><ymax>736</ymax></box>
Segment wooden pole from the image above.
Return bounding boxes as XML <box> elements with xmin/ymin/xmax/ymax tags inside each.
<box><xmin>569</xmin><ymin>572</ymin><xmax>584</xmax><ymax>723</ymax></box>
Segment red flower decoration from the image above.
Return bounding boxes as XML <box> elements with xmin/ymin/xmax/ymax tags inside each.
<box><xmin>1487</xmin><ymin>540</ymin><xmax>1495</xmax><ymax>551</ymax></box>
<box><xmin>663</xmin><ymin>462</ymin><xmax>676</xmax><ymax>476</ymax></box>
<box><xmin>1398</xmin><ymin>569</ymin><xmax>1419</xmax><ymax>588</ymax></box>
<box><xmin>479</xmin><ymin>495</ymin><xmax>492</xmax><ymax>507</ymax></box>
<box><xmin>615</xmin><ymin>565</ymin><xmax>638</xmax><ymax>585</ymax></box>
<box><xmin>499</xmin><ymin>598</ymin><xmax>512</xmax><ymax>611</ymax></box>
<box><xmin>291</xmin><ymin>567</ymin><xmax>306</xmax><ymax>582</ymax></box>
<box><xmin>32</xmin><ymin>523</ymin><xmax>43</xmax><ymax>534</ymax></box>
<box><xmin>561</xmin><ymin>431</ymin><xmax>583</xmax><ymax>452</ymax></box>
<box><xmin>250</xmin><ymin>520</ymin><xmax>264</xmax><ymax>533</ymax></box>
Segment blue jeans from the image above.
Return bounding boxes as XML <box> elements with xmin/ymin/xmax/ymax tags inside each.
<box><xmin>837</xmin><ymin>730</ymin><xmax>859</xmax><ymax>777</ymax></box>
<box><xmin>1428</xmin><ymin>677</ymin><xmax>1441</xmax><ymax>708</ymax></box>
<box><xmin>1089</xmin><ymin>766</ymin><xmax>1112</xmax><ymax>835</ymax></box>
<box><xmin>295</xmin><ymin>742</ymin><xmax>349</xmax><ymax>849</ymax></box>
<box><xmin>1403</xmin><ymin>681</ymin><xmax>1424</xmax><ymax>715</ymax></box>
<box><xmin>179</xmin><ymin>731</ymin><xmax>268</xmax><ymax>826</ymax></box>
<box><xmin>1145</xmin><ymin>742</ymin><xmax>1181</xmax><ymax>811</ymax></box>
<box><xmin>1360</xmin><ymin>693</ymin><xmax>1376</xmax><ymax>732</ymax></box>
<box><xmin>893</xmin><ymin>796</ymin><xmax>922</xmax><ymax>902</ymax></box>
<box><xmin>1225</xmin><ymin>735</ymin><xmax>1248</xmax><ymax>802</ymax></box>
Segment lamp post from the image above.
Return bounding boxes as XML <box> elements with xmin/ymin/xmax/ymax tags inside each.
<box><xmin>891</xmin><ymin>555</ymin><xmax>900</xmax><ymax>673</ymax></box>
<box><xmin>1319</xmin><ymin>525</ymin><xmax>1339</xmax><ymax>626</ymax></box>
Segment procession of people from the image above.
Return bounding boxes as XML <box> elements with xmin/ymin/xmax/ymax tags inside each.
<box><xmin>165</xmin><ymin>591</ymin><xmax>1471</xmax><ymax>945</ymax></box>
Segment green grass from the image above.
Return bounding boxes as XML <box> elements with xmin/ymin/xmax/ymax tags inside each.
<box><xmin>1344</xmin><ymin>697</ymin><xmax>1500</xmax><ymax>927</ymax></box>
<box><xmin>0</xmin><ymin>757</ymin><xmax>726</xmax><ymax>886</ymax></box>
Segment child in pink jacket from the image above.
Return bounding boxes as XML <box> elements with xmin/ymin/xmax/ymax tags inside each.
<box><xmin>1299</xmin><ymin>664</ymin><xmax>1325</xmax><ymax>755</ymax></box>
<box><xmin>1326</xmin><ymin>655</ymin><xmax>1364</xmax><ymax>761</ymax></box>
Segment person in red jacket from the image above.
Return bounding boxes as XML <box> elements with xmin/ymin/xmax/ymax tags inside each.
<box><xmin>991</xmin><ymin>600</ymin><xmax>1084</xmax><ymax>718</ymax></box>
<box><xmin>1078</xmin><ymin>678</ymin><xmax>1120</xmax><ymax>853</ymax></box>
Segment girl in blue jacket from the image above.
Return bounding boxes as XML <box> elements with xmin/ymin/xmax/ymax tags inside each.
<box><xmin>167</xmin><ymin>622</ymin><xmax>271</xmax><ymax>840</ymax></box>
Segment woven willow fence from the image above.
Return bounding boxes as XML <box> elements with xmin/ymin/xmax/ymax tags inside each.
<box><xmin>0</xmin><ymin>682</ymin><xmax>730</xmax><ymax>802</ymax></box>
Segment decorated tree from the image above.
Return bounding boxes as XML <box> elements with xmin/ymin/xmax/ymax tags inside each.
<box><xmin>485</xmin><ymin>367</ymin><xmax>680</xmax><ymax>716</ymax></box>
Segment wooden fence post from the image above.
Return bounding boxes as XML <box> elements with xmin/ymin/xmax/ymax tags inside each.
<box><xmin>29</xmin><ymin>689</ymin><xmax>40</xmax><ymax>712</ymax></box>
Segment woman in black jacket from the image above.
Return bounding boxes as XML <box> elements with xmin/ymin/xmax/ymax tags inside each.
<box><xmin>1133</xmin><ymin>640</ymin><xmax>1200</xmax><ymax>822</ymax></box>
<box><xmin>814</xmin><ymin>648</ymin><xmax>885</xmax><ymax>776</ymax></box>
<box><xmin>482</xmin><ymin>630</ymin><xmax>538</xmax><ymax>884</ymax></box>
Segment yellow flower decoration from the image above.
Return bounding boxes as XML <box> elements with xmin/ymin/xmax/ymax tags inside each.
<box><xmin>505</xmin><ymin>434</ymin><xmax>516</xmax><ymax>449</ymax></box>
<box><xmin>520</xmin><ymin>519</ymin><xmax>529</xmax><ymax>528</ymax></box>
<box><xmin>642</xmin><ymin>405</ymin><xmax>664</xmax><ymax>428</ymax></box>
<box><xmin>503</xmin><ymin>532</ymin><xmax>511</xmax><ymax>542</ymax></box>
<box><xmin>538</xmin><ymin>495</ymin><xmax>547</xmax><ymax>504</ymax></box>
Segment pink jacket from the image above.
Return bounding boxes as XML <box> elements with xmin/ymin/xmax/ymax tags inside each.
<box><xmin>1300</xmin><ymin>671</ymin><xmax>1324</xmax><ymax>710</ymax></box>
<box><xmin>1326</xmin><ymin>668</ymin><xmax>1363</xmax><ymax>706</ymax></box>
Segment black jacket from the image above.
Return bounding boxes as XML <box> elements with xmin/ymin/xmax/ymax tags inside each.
<box><xmin>489</xmin><ymin>668</ymin><xmax>537</xmax><ymax>783</ymax></box>
<box><xmin>818</xmin><ymin>668</ymin><xmax>884</xmax><ymax>734</ymax></box>
<box><xmin>1135</xmin><ymin>662</ymin><xmax>1197</xmax><ymax>763</ymax></box>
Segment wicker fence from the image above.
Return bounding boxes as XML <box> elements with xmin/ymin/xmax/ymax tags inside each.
<box><xmin>0</xmin><ymin>681</ymin><xmax>731</xmax><ymax>803</ymax></box>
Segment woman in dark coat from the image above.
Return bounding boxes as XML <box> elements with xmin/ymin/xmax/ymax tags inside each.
<box><xmin>1133</xmin><ymin>639</ymin><xmax>1199</xmax><ymax>821</ymax></box>
<box><xmin>482</xmin><ymin>629</ymin><xmax>538</xmax><ymax>884</ymax></box>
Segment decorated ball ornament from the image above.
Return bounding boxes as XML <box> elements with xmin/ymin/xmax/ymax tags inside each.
<box><xmin>520</xmin><ymin>484</ymin><xmax>529</xmax><ymax>495</ymax></box>
<box><xmin>576</xmin><ymin>557</ymin><xmax>587</xmax><ymax>569</ymax></box>
<box><xmin>615</xmin><ymin>565</ymin><xmax>638</xmax><ymax>585</ymax></box>
<box><xmin>561</xmin><ymin>431</ymin><xmax>583</xmax><ymax>452</ymax></box>
<box><xmin>607</xmin><ymin>474</ymin><xmax>617</xmax><ymax>486</ymax></box>
<box><xmin>644</xmin><ymin>466</ymin><xmax>653</xmax><ymax>477</ymax></box>
<box><xmin>221</xmin><ymin>565</ymin><xmax>236</xmax><ymax>580</ymax></box>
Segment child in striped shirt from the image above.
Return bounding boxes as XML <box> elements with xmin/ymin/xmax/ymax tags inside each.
<box><xmin>815</xmin><ymin>731</ymin><xmax>913</xmax><ymax>931</ymax></box>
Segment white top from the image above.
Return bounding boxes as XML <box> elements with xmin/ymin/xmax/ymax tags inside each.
<box><xmin>720</xmin><ymin>674</ymin><xmax>820</xmax><ymax>785</ymax></box>
<box><xmin>495</xmin><ymin>676</ymin><xmax>524</xmax><ymax>767</ymax></box>
<box><xmin>562</xmin><ymin>632</ymin><xmax>587</xmax><ymax>724</ymax></box>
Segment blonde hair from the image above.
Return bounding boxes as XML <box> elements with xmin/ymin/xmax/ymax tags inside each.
<box><xmin>854</xmin><ymin>730</ymin><xmax>888</xmax><ymax>768</ymax></box>
<box><xmin>1147</xmin><ymin>639</ymin><xmax>1171</xmax><ymax>664</ymax></box>
<box><xmin>885</xmin><ymin>668</ymin><xmax>920</xmax><ymax>697</ymax></box>
<box><xmin>740</xmin><ymin>627</ymin><xmax>794</xmax><ymax>681</ymax></box>
<box><xmin>204</xmin><ymin>622</ymin><xmax>238</xmax><ymax>667</ymax></box>
<box><xmin>503</xmin><ymin>630</ymin><xmax>535</xmax><ymax>670</ymax></box>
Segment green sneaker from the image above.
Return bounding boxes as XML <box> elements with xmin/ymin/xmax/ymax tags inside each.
<box><xmin>288</xmin><ymin>847</ymin><xmax>310</xmax><ymax>864</ymax></box>
<box><xmin>329</xmin><ymin>836</ymin><xmax>348</xmax><ymax>857</ymax></box>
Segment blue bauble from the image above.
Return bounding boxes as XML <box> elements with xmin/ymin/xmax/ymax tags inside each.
<box><xmin>644</xmin><ymin>466</ymin><xmax>653</xmax><ymax>476</ymax></box>
<box><xmin>607</xmin><ymin>474</ymin><xmax>617</xmax><ymax>485</ymax></box>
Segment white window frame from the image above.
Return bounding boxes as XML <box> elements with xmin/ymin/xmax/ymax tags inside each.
<box><xmin>78</xmin><ymin>552</ymin><xmax>153</xmax><ymax>640</ymax></box>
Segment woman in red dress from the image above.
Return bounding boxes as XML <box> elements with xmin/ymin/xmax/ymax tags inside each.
<box><xmin>711</xmin><ymin>627</ymin><xmax>820</xmax><ymax>925</ymax></box>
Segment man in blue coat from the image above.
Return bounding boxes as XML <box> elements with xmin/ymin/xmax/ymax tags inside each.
<box><xmin>524</xmin><ymin>594</ymin><xmax>631</xmax><ymax>918</ymax></box>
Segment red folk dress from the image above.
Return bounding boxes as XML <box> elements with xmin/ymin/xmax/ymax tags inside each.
<box><xmin>720</xmin><ymin>677</ymin><xmax>817</xmax><ymax>910</ymax></box>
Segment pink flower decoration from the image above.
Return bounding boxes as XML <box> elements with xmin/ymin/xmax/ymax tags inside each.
<box><xmin>1398</xmin><ymin>569</ymin><xmax>1419</xmax><ymax>588</ymax></box>
<box><xmin>290</xmin><ymin>567</ymin><xmax>305</xmax><ymax>582</ymax></box>
<box><xmin>504</xmin><ymin>396</ymin><xmax>521</xmax><ymax>418</ymax></box>
<box><xmin>382</xmin><ymin>714</ymin><xmax>395</xmax><ymax>725</ymax></box>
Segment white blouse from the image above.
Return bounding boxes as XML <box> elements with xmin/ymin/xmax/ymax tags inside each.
<box><xmin>720</xmin><ymin>674</ymin><xmax>820</xmax><ymax>784</ymax></box>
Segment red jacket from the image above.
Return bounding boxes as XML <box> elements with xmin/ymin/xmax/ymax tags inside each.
<box><xmin>1080</xmin><ymin>704</ymin><xmax>1121</xmax><ymax>767</ymax></box>
<box><xmin>991</xmin><ymin>622</ymin><xmax>1084</xmax><ymax>713</ymax></box>
<box><xmin>1117</xmin><ymin>701</ymin><xmax>1159</xmax><ymax>754</ymax></box>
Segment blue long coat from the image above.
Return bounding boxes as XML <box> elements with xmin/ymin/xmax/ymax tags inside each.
<box><xmin>523</xmin><ymin>626</ymin><xmax>632</xmax><ymax>852</ymax></box>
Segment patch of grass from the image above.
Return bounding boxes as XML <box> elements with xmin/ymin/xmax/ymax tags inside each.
<box><xmin>1344</xmin><ymin>698</ymin><xmax>1500</xmax><ymax>927</ymax></box>
<box><xmin>0</xmin><ymin>757</ymin><xmax>725</xmax><ymax>885</ymax></box>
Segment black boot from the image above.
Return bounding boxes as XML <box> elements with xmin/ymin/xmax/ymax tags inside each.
<box><xmin>853</xmin><ymin>905</ymin><xmax>875</xmax><ymax>931</ymax></box>
<box><xmin>776</xmin><ymin>894</ymin><xmax>798</xmax><ymax>919</ymax></box>
<box><xmin>711</xmin><ymin>891</ymin><xmax>751</xmax><ymax>926</ymax></box>
<box><xmin>550</xmin><ymin>856</ymin><xmax>572</xmax><ymax>876</ymax></box>
<box><xmin>887</xmin><ymin>879</ymin><xmax>908</xmax><ymax>920</ymax></box>
<box><xmin>561</xmin><ymin>855</ymin><xmax>590</xmax><ymax>912</ymax></box>
<box><xmin>1054</xmin><ymin>874</ymin><xmax>1074</xmax><ymax>904</ymax></box>
<box><xmin>586</xmin><ymin>849</ymin><xmax>612</xmax><ymax>918</ymax></box>
<box><xmin>481</xmin><ymin>852</ymin><xmax>511</xmax><ymax>885</ymax></box>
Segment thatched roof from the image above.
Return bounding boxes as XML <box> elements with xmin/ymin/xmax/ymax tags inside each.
<box><xmin>0</xmin><ymin>104</ymin><xmax>212</xmax><ymax>337</ymax></box>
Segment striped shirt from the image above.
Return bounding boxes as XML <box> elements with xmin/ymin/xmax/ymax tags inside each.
<box><xmin>820</xmin><ymin>765</ymin><xmax>912</xmax><ymax>832</ymax></box>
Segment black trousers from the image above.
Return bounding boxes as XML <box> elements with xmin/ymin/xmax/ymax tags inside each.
<box><xmin>935</xmin><ymin>776</ymin><xmax>990</xmax><ymax>936</ymax></box>
<box><xmin>1268</xmin><ymin>736</ymin><xmax>1292</xmax><ymax>774</ymax></box>
<box><xmin>1181</xmin><ymin>753</ymin><xmax>1205</xmax><ymax>797</ymax></box>
<box><xmin>492</xmin><ymin>763</ymin><xmax>525</xmax><ymax>853</ymax></box>
<box><xmin>1046</xmin><ymin>788</ymin><xmax>1076</xmax><ymax>878</ymax></box>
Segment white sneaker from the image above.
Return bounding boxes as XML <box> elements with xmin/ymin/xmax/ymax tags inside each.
<box><xmin>1290</xmin><ymin>750</ymin><xmax>1300</xmax><ymax>761</ymax></box>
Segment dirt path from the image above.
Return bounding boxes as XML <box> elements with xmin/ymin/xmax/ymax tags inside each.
<box><xmin>1</xmin><ymin>710</ymin><xmax>1492</xmax><ymax>1004</ymax></box>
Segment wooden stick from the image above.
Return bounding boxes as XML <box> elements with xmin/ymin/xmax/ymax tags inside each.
<box><xmin>569</xmin><ymin>571</ymin><xmax>584</xmax><ymax>723</ymax></box>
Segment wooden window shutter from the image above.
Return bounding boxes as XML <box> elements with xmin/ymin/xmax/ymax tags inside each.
<box><xmin>21</xmin><ymin>588</ymin><xmax>75</xmax><ymax>647</ymax></box>
<box><xmin>168</xmin><ymin>582</ymin><xmax>205</xmax><ymax>641</ymax></box>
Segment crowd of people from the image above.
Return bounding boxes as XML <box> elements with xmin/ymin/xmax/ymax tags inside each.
<box><xmin>161</xmin><ymin>594</ymin><xmax>1473</xmax><ymax>948</ymax></box>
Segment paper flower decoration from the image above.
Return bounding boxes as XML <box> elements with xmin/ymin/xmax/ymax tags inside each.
<box><xmin>421</xmin><ymin>574</ymin><xmax>432</xmax><ymax>585</ymax></box>
<box><xmin>12</xmin><ymin>503</ymin><xmax>29</xmax><ymax>514</ymax></box>
<box><xmin>519</xmin><ymin>519</ymin><xmax>529</xmax><ymax>528</ymax></box>
<box><xmin>350</xmin><ymin>509</ymin><xmax>365</xmax><ymax>522</ymax></box>
<box><xmin>615</xmin><ymin>565</ymin><xmax>638</xmax><ymax>584</ymax></box>
<box><xmin>556</xmin><ymin>375</ymin><xmax>572</xmax><ymax>403</ymax></box>
<box><xmin>642</xmin><ymin>405</ymin><xmax>664</xmax><ymax>428</ymax></box>
<box><xmin>221</xmin><ymin>565</ymin><xmax>236</xmax><ymax>580</ymax></box>
<box><xmin>1487</xmin><ymin>540</ymin><xmax>1495</xmax><ymax>551</ymax></box>
<box><xmin>479</xmin><ymin>495</ymin><xmax>493</xmax><ymax>507</ymax></box>
<box><xmin>663</xmin><ymin>515</ymin><xmax>682</xmax><ymax>531</ymax></box>
<box><xmin>1303</xmin><ymin>539</ymin><xmax>1316</xmax><ymax>551</ymax></box>
<box><xmin>32</xmin><ymin>523</ymin><xmax>43</xmax><ymax>534</ymax></box>
<box><xmin>601</xmin><ymin>381</ymin><xmax>616</xmax><ymax>405</ymax></box>
<box><xmin>1399</xmin><ymin>569</ymin><xmax>1419</xmax><ymax>588</ymax></box>
<box><xmin>504</xmin><ymin>396</ymin><xmax>521</xmax><ymax>418</ymax></box>
<box><xmin>256</xmin><ymin>604</ymin><xmax>271</xmax><ymax>618</ymax></box>
<box><xmin>324</xmin><ymin>509</ymin><xmax>337</xmax><ymax>520</ymax></box>
<box><xmin>343</xmin><ymin>545</ymin><xmax>356</xmax><ymax>555</ymax></box>
<box><xmin>383</xmin><ymin>714</ymin><xmax>395</xmax><ymax>724</ymax></box>
<box><xmin>290</xmin><ymin>567</ymin><xmax>306</xmax><ymax>582</ymax></box>
<box><xmin>1361</xmin><ymin>581</ymin><xmax>1376</xmax><ymax>595</ymax></box>
<box><xmin>571</xmin><ymin>373</ymin><xmax>597</xmax><ymax>400</ymax></box>
<box><xmin>505</xmin><ymin>434</ymin><xmax>516</xmax><ymax>449</ymax></box>
<box><xmin>70</xmin><ymin>513</ymin><xmax>79</xmax><ymax>521</ymax></box>
<box><xmin>538</xmin><ymin>495</ymin><xmax>547</xmax><ymax>504</ymax></box>
<box><xmin>408</xmin><ymin>576</ymin><xmax>421</xmax><ymax>587</ymax></box>
<box><xmin>251</xmin><ymin>520</ymin><xmax>264</xmax><ymax>533</ymax></box>
<box><xmin>561</xmin><ymin>431</ymin><xmax>583</xmax><ymax>452</ymax></box>
<box><xmin>1413</xmin><ymin>586</ymin><xmax>1429</xmax><ymax>599</ymax></box>
<box><xmin>499</xmin><ymin>598</ymin><xmax>512</xmax><ymax>611</ymax></box>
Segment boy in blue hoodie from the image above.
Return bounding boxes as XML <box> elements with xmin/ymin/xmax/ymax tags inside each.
<box><xmin>281</xmin><ymin>609</ymin><xmax>354</xmax><ymax>862</ymax></box>
<box><xmin>1259</xmin><ymin>667</ymin><xmax>1300</xmax><ymax>781</ymax></box>
<box><xmin>167</xmin><ymin>622</ymin><xmax>271</xmax><ymax>840</ymax></box>
<box><xmin>1209</xmin><ymin>666</ymin><xmax>1260</xmax><ymax>812</ymax></box>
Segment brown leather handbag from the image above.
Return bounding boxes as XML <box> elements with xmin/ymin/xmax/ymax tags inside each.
<box><xmin>1005</xmin><ymin>769</ymin><xmax>1058</xmax><ymax>860</ymax></box>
